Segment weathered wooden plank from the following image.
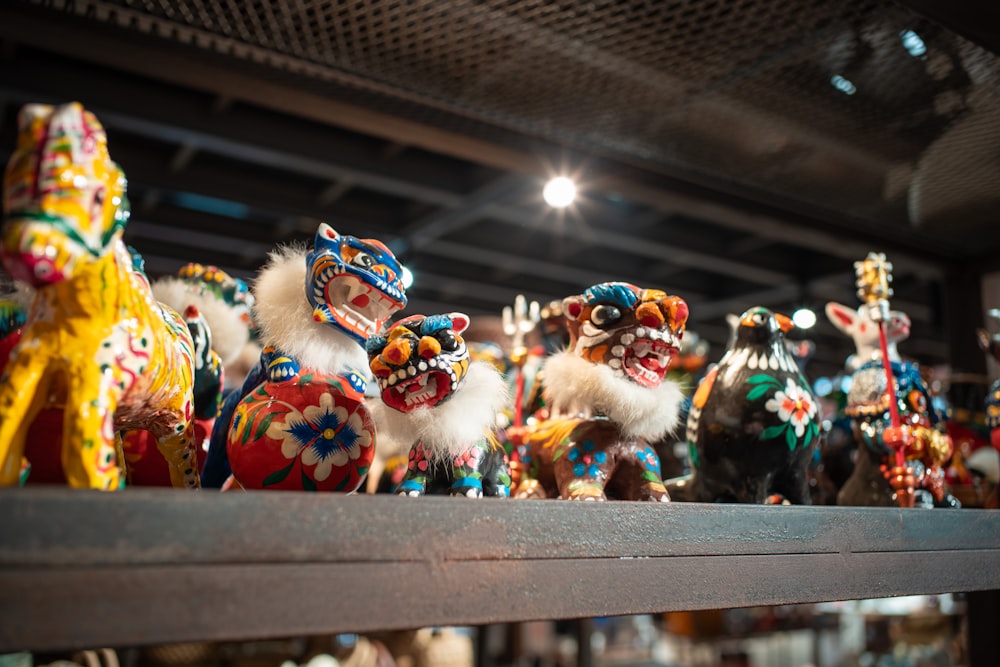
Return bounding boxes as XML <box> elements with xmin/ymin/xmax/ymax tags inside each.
<box><xmin>1</xmin><ymin>550</ymin><xmax>998</xmax><ymax>652</ymax></box>
<box><xmin>2</xmin><ymin>489</ymin><xmax>999</xmax><ymax>566</ymax></box>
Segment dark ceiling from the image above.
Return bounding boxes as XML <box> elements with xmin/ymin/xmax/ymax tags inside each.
<box><xmin>1</xmin><ymin>0</ymin><xmax>999</xmax><ymax>380</ymax></box>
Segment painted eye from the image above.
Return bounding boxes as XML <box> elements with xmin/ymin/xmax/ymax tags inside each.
<box><xmin>590</xmin><ymin>305</ymin><xmax>621</xmax><ymax>327</ymax></box>
<box><xmin>438</xmin><ymin>331</ymin><xmax>459</xmax><ymax>351</ymax></box>
<box><xmin>351</xmin><ymin>252</ymin><xmax>376</xmax><ymax>269</ymax></box>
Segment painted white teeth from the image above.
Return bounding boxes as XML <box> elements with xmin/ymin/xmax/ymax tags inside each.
<box><xmin>620</xmin><ymin>333</ymin><xmax>635</xmax><ymax>345</ymax></box>
<box><xmin>612</xmin><ymin>345</ymin><xmax>625</xmax><ymax>357</ymax></box>
<box><xmin>418</xmin><ymin>361</ymin><xmax>427</xmax><ymax>371</ymax></box>
<box><xmin>635</xmin><ymin>327</ymin><xmax>647</xmax><ymax>338</ymax></box>
<box><xmin>407</xmin><ymin>366</ymin><xmax>416</xmax><ymax>376</ymax></box>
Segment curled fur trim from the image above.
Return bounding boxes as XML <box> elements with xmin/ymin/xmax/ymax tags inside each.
<box><xmin>373</xmin><ymin>361</ymin><xmax>509</xmax><ymax>461</ymax></box>
<box><xmin>252</xmin><ymin>244</ymin><xmax>368</xmax><ymax>377</ymax></box>
<box><xmin>152</xmin><ymin>277</ymin><xmax>250</xmax><ymax>367</ymax></box>
<box><xmin>541</xmin><ymin>351</ymin><xmax>683</xmax><ymax>441</ymax></box>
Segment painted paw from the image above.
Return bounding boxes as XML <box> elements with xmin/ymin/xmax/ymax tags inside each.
<box><xmin>399</xmin><ymin>489</ymin><xmax>422</xmax><ymax>497</ymax></box>
<box><xmin>462</xmin><ymin>487</ymin><xmax>483</xmax><ymax>498</ymax></box>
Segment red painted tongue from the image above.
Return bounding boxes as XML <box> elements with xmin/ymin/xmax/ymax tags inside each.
<box><xmin>352</xmin><ymin>293</ymin><xmax>370</xmax><ymax>308</ymax></box>
<box><xmin>639</xmin><ymin>356</ymin><xmax>662</xmax><ymax>371</ymax></box>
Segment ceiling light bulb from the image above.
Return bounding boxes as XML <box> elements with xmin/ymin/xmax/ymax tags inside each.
<box><xmin>792</xmin><ymin>307</ymin><xmax>817</xmax><ymax>329</ymax></box>
<box><xmin>543</xmin><ymin>177</ymin><xmax>577</xmax><ymax>208</ymax></box>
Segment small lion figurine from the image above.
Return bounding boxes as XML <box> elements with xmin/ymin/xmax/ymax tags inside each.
<box><xmin>204</xmin><ymin>223</ymin><xmax>408</xmax><ymax>491</ymax></box>
<box><xmin>367</xmin><ymin>313</ymin><xmax>511</xmax><ymax>497</ymax></box>
<box><xmin>0</xmin><ymin>102</ymin><xmax>198</xmax><ymax>490</ymax></box>
<box><xmin>515</xmin><ymin>282</ymin><xmax>688</xmax><ymax>501</ymax></box>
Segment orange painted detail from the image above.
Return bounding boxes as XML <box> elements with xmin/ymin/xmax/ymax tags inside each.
<box><xmin>692</xmin><ymin>366</ymin><xmax>718</xmax><ymax>410</ymax></box>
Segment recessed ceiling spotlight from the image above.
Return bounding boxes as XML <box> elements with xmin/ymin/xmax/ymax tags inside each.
<box><xmin>792</xmin><ymin>307</ymin><xmax>817</xmax><ymax>329</ymax></box>
<box><xmin>543</xmin><ymin>176</ymin><xmax>577</xmax><ymax>208</ymax></box>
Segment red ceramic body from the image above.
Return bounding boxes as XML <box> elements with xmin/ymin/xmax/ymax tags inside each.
<box><xmin>226</xmin><ymin>374</ymin><xmax>375</xmax><ymax>492</ymax></box>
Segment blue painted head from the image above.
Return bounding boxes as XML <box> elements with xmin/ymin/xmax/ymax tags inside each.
<box><xmin>305</xmin><ymin>223</ymin><xmax>408</xmax><ymax>344</ymax></box>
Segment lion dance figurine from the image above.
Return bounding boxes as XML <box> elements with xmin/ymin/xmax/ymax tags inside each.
<box><xmin>203</xmin><ymin>223</ymin><xmax>407</xmax><ymax>491</ymax></box>
<box><xmin>367</xmin><ymin>313</ymin><xmax>511</xmax><ymax>497</ymax></box>
<box><xmin>514</xmin><ymin>282</ymin><xmax>688</xmax><ymax>501</ymax></box>
<box><xmin>0</xmin><ymin>102</ymin><xmax>198</xmax><ymax>490</ymax></box>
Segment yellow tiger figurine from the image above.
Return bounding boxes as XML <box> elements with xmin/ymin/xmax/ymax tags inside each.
<box><xmin>0</xmin><ymin>102</ymin><xmax>199</xmax><ymax>490</ymax></box>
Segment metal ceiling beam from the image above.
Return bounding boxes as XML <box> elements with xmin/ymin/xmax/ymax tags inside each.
<box><xmin>480</xmin><ymin>204</ymin><xmax>794</xmax><ymax>286</ymax></box>
<box><xmin>405</xmin><ymin>174</ymin><xmax>530</xmax><ymax>249</ymax></box>
<box><xmin>0</xmin><ymin>7</ymin><xmax>962</xmax><ymax>269</ymax></box>
<box><xmin>414</xmin><ymin>239</ymin><xmax>709</xmax><ymax>303</ymax></box>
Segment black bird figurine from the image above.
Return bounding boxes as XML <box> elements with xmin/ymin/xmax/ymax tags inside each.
<box><xmin>670</xmin><ymin>306</ymin><xmax>820</xmax><ymax>503</ymax></box>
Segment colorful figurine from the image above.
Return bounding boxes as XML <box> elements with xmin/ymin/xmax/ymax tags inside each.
<box><xmin>0</xmin><ymin>102</ymin><xmax>199</xmax><ymax>490</ymax></box>
<box><xmin>672</xmin><ymin>307</ymin><xmax>819</xmax><ymax>504</ymax></box>
<box><xmin>367</xmin><ymin>313</ymin><xmax>511</xmax><ymax>497</ymax></box>
<box><xmin>152</xmin><ymin>263</ymin><xmax>255</xmax><ymax>378</ymax></box>
<box><xmin>825</xmin><ymin>301</ymin><xmax>911</xmax><ymax>371</ymax></box>
<box><xmin>836</xmin><ymin>253</ymin><xmax>957</xmax><ymax>508</ymax></box>
<box><xmin>514</xmin><ymin>282</ymin><xmax>687</xmax><ymax>501</ymax></box>
<box><xmin>122</xmin><ymin>304</ymin><xmax>224</xmax><ymax>486</ymax></box>
<box><xmin>204</xmin><ymin>223</ymin><xmax>407</xmax><ymax>491</ymax></box>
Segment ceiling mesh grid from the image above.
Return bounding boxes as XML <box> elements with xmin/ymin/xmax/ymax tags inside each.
<box><xmin>18</xmin><ymin>0</ymin><xmax>1000</xmax><ymax>235</ymax></box>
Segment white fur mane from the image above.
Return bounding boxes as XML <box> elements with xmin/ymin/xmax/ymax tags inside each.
<box><xmin>252</xmin><ymin>244</ymin><xmax>369</xmax><ymax>378</ymax></box>
<box><xmin>372</xmin><ymin>361</ymin><xmax>508</xmax><ymax>461</ymax></box>
<box><xmin>541</xmin><ymin>351</ymin><xmax>683</xmax><ymax>441</ymax></box>
<box><xmin>152</xmin><ymin>277</ymin><xmax>250</xmax><ymax>368</ymax></box>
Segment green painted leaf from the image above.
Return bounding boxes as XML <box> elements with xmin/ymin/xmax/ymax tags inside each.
<box><xmin>641</xmin><ymin>470</ymin><xmax>661</xmax><ymax>483</ymax></box>
<box><xmin>255</xmin><ymin>411</ymin><xmax>277</xmax><ymax>441</ymax></box>
<box><xmin>333</xmin><ymin>471</ymin><xmax>356</xmax><ymax>491</ymax></box>
<box><xmin>747</xmin><ymin>374</ymin><xmax>781</xmax><ymax>385</ymax></box>
<box><xmin>262</xmin><ymin>461</ymin><xmax>294</xmax><ymax>487</ymax></box>
<box><xmin>552</xmin><ymin>445</ymin><xmax>567</xmax><ymax>462</ymax></box>
<box><xmin>807</xmin><ymin>421</ymin><xmax>820</xmax><ymax>443</ymax></box>
<box><xmin>356</xmin><ymin>466</ymin><xmax>369</xmax><ymax>478</ymax></box>
<box><xmin>746</xmin><ymin>384</ymin><xmax>772</xmax><ymax>401</ymax></box>
<box><xmin>760</xmin><ymin>424</ymin><xmax>786</xmax><ymax>441</ymax></box>
<box><xmin>785</xmin><ymin>425</ymin><xmax>798</xmax><ymax>451</ymax></box>
<box><xmin>301</xmin><ymin>471</ymin><xmax>317</xmax><ymax>492</ymax></box>
<box><xmin>299</xmin><ymin>373</ymin><xmax>314</xmax><ymax>386</ymax></box>
<box><xmin>687</xmin><ymin>441</ymin><xmax>700</xmax><ymax>469</ymax></box>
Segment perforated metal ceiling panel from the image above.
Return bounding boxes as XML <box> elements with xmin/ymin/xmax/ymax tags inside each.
<box><xmin>1</xmin><ymin>0</ymin><xmax>999</xmax><ymax>377</ymax></box>
<box><xmin>29</xmin><ymin>0</ymin><xmax>1000</xmax><ymax>234</ymax></box>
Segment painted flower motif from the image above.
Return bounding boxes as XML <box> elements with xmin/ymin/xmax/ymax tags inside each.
<box><xmin>568</xmin><ymin>440</ymin><xmax>607</xmax><ymax>478</ymax></box>
<box><xmin>266</xmin><ymin>392</ymin><xmax>372</xmax><ymax>481</ymax></box>
<box><xmin>407</xmin><ymin>444</ymin><xmax>430</xmax><ymax>473</ymax></box>
<box><xmin>639</xmin><ymin>446</ymin><xmax>660</xmax><ymax>471</ymax></box>
<box><xmin>454</xmin><ymin>445</ymin><xmax>485</xmax><ymax>471</ymax></box>
<box><xmin>764</xmin><ymin>378</ymin><xmax>818</xmax><ymax>437</ymax></box>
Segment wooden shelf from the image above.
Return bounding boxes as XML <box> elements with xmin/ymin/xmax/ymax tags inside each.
<box><xmin>1</xmin><ymin>488</ymin><xmax>998</xmax><ymax>652</ymax></box>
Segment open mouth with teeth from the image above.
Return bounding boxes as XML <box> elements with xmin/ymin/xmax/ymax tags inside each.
<box><xmin>379</xmin><ymin>369</ymin><xmax>453</xmax><ymax>411</ymax></box>
<box><xmin>322</xmin><ymin>275</ymin><xmax>406</xmax><ymax>339</ymax></box>
<box><xmin>621</xmin><ymin>338</ymin><xmax>678</xmax><ymax>387</ymax></box>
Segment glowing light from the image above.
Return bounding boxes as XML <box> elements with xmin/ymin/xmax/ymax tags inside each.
<box><xmin>543</xmin><ymin>176</ymin><xmax>577</xmax><ymax>208</ymax></box>
<box><xmin>830</xmin><ymin>74</ymin><xmax>857</xmax><ymax>96</ymax></box>
<box><xmin>900</xmin><ymin>30</ymin><xmax>927</xmax><ymax>58</ymax></box>
<box><xmin>400</xmin><ymin>265</ymin><xmax>414</xmax><ymax>290</ymax></box>
<box><xmin>813</xmin><ymin>377</ymin><xmax>833</xmax><ymax>397</ymax></box>
<box><xmin>792</xmin><ymin>307</ymin><xmax>817</xmax><ymax>329</ymax></box>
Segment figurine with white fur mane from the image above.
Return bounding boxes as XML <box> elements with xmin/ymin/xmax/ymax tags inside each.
<box><xmin>514</xmin><ymin>282</ymin><xmax>688</xmax><ymax>501</ymax></box>
<box><xmin>367</xmin><ymin>312</ymin><xmax>511</xmax><ymax>497</ymax></box>
<box><xmin>203</xmin><ymin>223</ymin><xmax>407</xmax><ymax>491</ymax></box>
